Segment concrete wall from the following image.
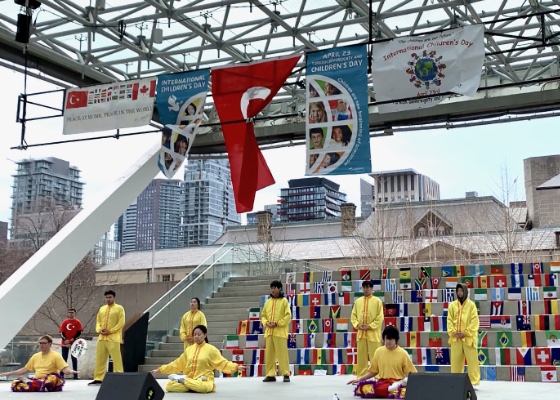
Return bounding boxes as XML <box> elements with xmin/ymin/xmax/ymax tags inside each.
<box><xmin>19</xmin><ymin>282</ymin><xmax>176</xmax><ymax>337</ymax></box>
<box><xmin>524</xmin><ymin>155</ymin><xmax>560</xmax><ymax>228</ymax></box>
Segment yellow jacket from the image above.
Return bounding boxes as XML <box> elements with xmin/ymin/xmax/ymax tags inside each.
<box><xmin>261</xmin><ymin>296</ymin><xmax>291</xmax><ymax>339</ymax></box>
<box><xmin>180</xmin><ymin>310</ymin><xmax>207</xmax><ymax>343</ymax></box>
<box><xmin>447</xmin><ymin>298</ymin><xmax>479</xmax><ymax>347</ymax></box>
<box><xmin>351</xmin><ymin>295</ymin><xmax>384</xmax><ymax>342</ymax></box>
<box><xmin>157</xmin><ymin>342</ymin><xmax>238</xmax><ymax>381</ymax></box>
<box><xmin>96</xmin><ymin>303</ymin><xmax>125</xmax><ymax>343</ymax></box>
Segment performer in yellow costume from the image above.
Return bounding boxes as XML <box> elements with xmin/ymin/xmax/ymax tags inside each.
<box><xmin>0</xmin><ymin>335</ymin><xmax>77</xmax><ymax>392</ymax></box>
<box><xmin>347</xmin><ymin>325</ymin><xmax>417</xmax><ymax>399</ymax></box>
<box><xmin>261</xmin><ymin>280</ymin><xmax>292</xmax><ymax>382</ymax></box>
<box><xmin>447</xmin><ymin>283</ymin><xmax>480</xmax><ymax>388</ymax></box>
<box><xmin>351</xmin><ymin>280</ymin><xmax>384</xmax><ymax>377</ymax></box>
<box><xmin>180</xmin><ymin>297</ymin><xmax>207</xmax><ymax>350</ymax></box>
<box><xmin>151</xmin><ymin>325</ymin><xmax>246</xmax><ymax>393</ymax></box>
<box><xmin>88</xmin><ymin>289</ymin><xmax>126</xmax><ymax>385</ymax></box>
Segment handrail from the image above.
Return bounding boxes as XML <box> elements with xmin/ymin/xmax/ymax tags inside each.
<box><xmin>147</xmin><ymin>244</ymin><xmax>235</xmax><ymax>322</ymax></box>
<box><xmin>144</xmin><ymin>242</ymin><xmax>231</xmax><ymax>316</ymax></box>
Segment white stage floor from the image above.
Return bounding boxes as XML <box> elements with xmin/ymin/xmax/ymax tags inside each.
<box><xmin>1</xmin><ymin>376</ymin><xmax>559</xmax><ymax>399</ymax></box>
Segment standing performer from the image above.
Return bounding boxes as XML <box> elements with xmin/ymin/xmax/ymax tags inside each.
<box><xmin>351</xmin><ymin>280</ymin><xmax>384</xmax><ymax>377</ymax></box>
<box><xmin>180</xmin><ymin>297</ymin><xmax>207</xmax><ymax>350</ymax></box>
<box><xmin>59</xmin><ymin>308</ymin><xmax>82</xmax><ymax>379</ymax></box>
<box><xmin>88</xmin><ymin>290</ymin><xmax>125</xmax><ymax>386</ymax></box>
<box><xmin>261</xmin><ymin>280</ymin><xmax>291</xmax><ymax>382</ymax></box>
<box><xmin>447</xmin><ymin>283</ymin><xmax>480</xmax><ymax>388</ymax></box>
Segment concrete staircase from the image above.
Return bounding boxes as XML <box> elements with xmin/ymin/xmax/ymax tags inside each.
<box><xmin>139</xmin><ymin>275</ymin><xmax>276</xmax><ymax>374</ymax></box>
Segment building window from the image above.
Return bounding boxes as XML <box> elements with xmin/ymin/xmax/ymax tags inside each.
<box><xmin>159</xmin><ymin>274</ymin><xmax>174</xmax><ymax>282</ymax></box>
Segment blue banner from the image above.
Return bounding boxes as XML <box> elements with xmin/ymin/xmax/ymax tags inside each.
<box><xmin>305</xmin><ymin>45</ymin><xmax>371</xmax><ymax>176</ymax></box>
<box><xmin>155</xmin><ymin>70</ymin><xmax>210</xmax><ymax>178</ymax></box>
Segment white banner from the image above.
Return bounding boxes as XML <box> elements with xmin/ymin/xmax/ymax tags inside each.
<box><xmin>371</xmin><ymin>25</ymin><xmax>485</xmax><ymax>113</ymax></box>
<box><xmin>63</xmin><ymin>78</ymin><xmax>157</xmax><ymax>134</ymax></box>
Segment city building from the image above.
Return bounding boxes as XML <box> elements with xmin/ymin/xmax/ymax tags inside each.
<box><xmin>93</xmin><ymin>232</ymin><xmax>121</xmax><ymax>266</ymax></box>
<box><xmin>181</xmin><ymin>159</ymin><xmax>240</xmax><ymax>246</ymax></box>
<box><xmin>524</xmin><ymin>154</ymin><xmax>560</xmax><ymax>228</ymax></box>
<box><xmin>247</xmin><ymin>204</ymin><xmax>280</xmax><ymax>225</ymax></box>
<box><xmin>277</xmin><ymin>177</ymin><xmax>347</xmax><ymax>222</ymax></box>
<box><xmin>370</xmin><ymin>169</ymin><xmax>440</xmax><ymax>205</ymax></box>
<box><xmin>115</xmin><ymin>179</ymin><xmax>184</xmax><ymax>253</ymax></box>
<box><xmin>10</xmin><ymin>157</ymin><xmax>84</xmax><ymax>238</ymax></box>
<box><xmin>360</xmin><ymin>178</ymin><xmax>375</xmax><ymax>219</ymax></box>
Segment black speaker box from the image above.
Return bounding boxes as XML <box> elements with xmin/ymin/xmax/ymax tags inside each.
<box><xmin>15</xmin><ymin>14</ymin><xmax>32</xmax><ymax>44</ymax></box>
<box><xmin>405</xmin><ymin>373</ymin><xmax>476</xmax><ymax>400</ymax></box>
<box><xmin>95</xmin><ymin>373</ymin><xmax>164</xmax><ymax>400</ymax></box>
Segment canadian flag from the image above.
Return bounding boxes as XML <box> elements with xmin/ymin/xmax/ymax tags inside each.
<box><xmin>541</xmin><ymin>366</ymin><xmax>558</xmax><ymax>382</ymax></box>
<box><xmin>212</xmin><ymin>55</ymin><xmax>301</xmax><ymax>213</ymax></box>
<box><xmin>132</xmin><ymin>78</ymin><xmax>156</xmax><ymax>100</ymax></box>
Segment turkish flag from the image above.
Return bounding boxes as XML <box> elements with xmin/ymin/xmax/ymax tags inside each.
<box><xmin>212</xmin><ymin>55</ymin><xmax>301</xmax><ymax>212</ymax></box>
<box><xmin>65</xmin><ymin>90</ymin><xmax>88</xmax><ymax>109</ymax></box>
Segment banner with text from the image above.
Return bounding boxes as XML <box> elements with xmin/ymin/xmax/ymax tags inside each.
<box><xmin>371</xmin><ymin>25</ymin><xmax>485</xmax><ymax>113</ymax></box>
<box><xmin>305</xmin><ymin>45</ymin><xmax>371</xmax><ymax>176</ymax></box>
<box><xmin>63</xmin><ymin>78</ymin><xmax>157</xmax><ymax>135</ymax></box>
<box><xmin>155</xmin><ymin>70</ymin><xmax>210</xmax><ymax>178</ymax></box>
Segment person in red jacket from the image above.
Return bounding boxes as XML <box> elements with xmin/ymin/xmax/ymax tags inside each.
<box><xmin>59</xmin><ymin>308</ymin><xmax>83</xmax><ymax>379</ymax></box>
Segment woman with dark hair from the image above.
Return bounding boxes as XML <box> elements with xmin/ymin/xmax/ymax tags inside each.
<box><xmin>320</xmin><ymin>152</ymin><xmax>341</xmax><ymax>169</ymax></box>
<box><xmin>331</xmin><ymin>125</ymin><xmax>352</xmax><ymax>147</ymax></box>
<box><xmin>180</xmin><ymin>297</ymin><xmax>207</xmax><ymax>350</ymax></box>
<box><xmin>186</xmin><ymin>102</ymin><xmax>197</xmax><ymax>116</ymax></box>
<box><xmin>347</xmin><ymin>325</ymin><xmax>417</xmax><ymax>399</ymax></box>
<box><xmin>174</xmin><ymin>135</ymin><xmax>189</xmax><ymax>156</ymax></box>
<box><xmin>262</xmin><ymin>280</ymin><xmax>291</xmax><ymax>383</ymax></box>
<box><xmin>151</xmin><ymin>325</ymin><xmax>246</xmax><ymax>393</ymax></box>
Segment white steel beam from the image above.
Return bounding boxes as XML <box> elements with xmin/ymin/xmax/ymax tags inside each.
<box><xmin>0</xmin><ymin>144</ymin><xmax>161</xmax><ymax>349</ymax></box>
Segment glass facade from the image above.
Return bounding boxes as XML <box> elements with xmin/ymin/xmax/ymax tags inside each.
<box><xmin>278</xmin><ymin>178</ymin><xmax>347</xmax><ymax>222</ymax></box>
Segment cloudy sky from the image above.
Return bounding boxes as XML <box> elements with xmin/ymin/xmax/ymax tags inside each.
<box><xmin>0</xmin><ymin>65</ymin><xmax>556</xmax><ymax>229</ymax></box>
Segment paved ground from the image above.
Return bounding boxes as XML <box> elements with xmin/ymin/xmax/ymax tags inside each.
<box><xmin>1</xmin><ymin>375</ymin><xmax>559</xmax><ymax>399</ymax></box>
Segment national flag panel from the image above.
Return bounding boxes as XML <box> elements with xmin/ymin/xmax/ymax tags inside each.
<box><xmin>534</xmin><ymin>348</ymin><xmax>551</xmax><ymax>366</ymax></box>
<box><xmin>517</xmin><ymin>300</ymin><xmax>531</xmax><ymax>316</ymax></box>
<box><xmin>435</xmin><ymin>347</ymin><xmax>450</xmax><ymax>365</ymax></box>
<box><xmin>516</xmin><ymin>348</ymin><xmax>532</xmax><ymax>365</ymax></box>
<box><xmin>510</xmin><ymin>274</ymin><xmax>524</xmax><ymax>288</ymax></box>
<box><xmin>507</xmin><ymin>288</ymin><xmax>522</xmax><ymax>301</ymax></box>
<box><xmin>516</xmin><ymin>315</ymin><xmax>531</xmax><ymax>331</ymax></box>
<box><xmin>510</xmin><ymin>366</ymin><xmax>526</xmax><ymax>381</ymax></box>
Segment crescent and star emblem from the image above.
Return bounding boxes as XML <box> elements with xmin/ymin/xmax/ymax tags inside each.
<box><xmin>240</xmin><ymin>86</ymin><xmax>271</xmax><ymax>119</ymax></box>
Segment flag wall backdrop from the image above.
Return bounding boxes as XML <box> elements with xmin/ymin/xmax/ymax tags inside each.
<box><xmin>371</xmin><ymin>25</ymin><xmax>485</xmax><ymax>113</ymax></box>
<box><xmin>63</xmin><ymin>78</ymin><xmax>157</xmax><ymax>134</ymax></box>
<box><xmin>155</xmin><ymin>70</ymin><xmax>210</xmax><ymax>178</ymax></box>
<box><xmin>305</xmin><ymin>45</ymin><xmax>371</xmax><ymax>176</ymax></box>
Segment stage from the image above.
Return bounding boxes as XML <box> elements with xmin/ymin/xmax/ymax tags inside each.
<box><xmin>1</xmin><ymin>375</ymin><xmax>559</xmax><ymax>399</ymax></box>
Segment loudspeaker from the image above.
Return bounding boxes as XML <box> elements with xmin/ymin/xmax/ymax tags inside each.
<box><xmin>15</xmin><ymin>14</ymin><xmax>32</xmax><ymax>44</ymax></box>
<box><xmin>95</xmin><ymin>373</ymin><xmax>164</xmax><ymax>400</ymax></box>
<box><xmin>405</xmin><ymin>373</ymin><xmax>476</xmax><ymax>400</ymax></box>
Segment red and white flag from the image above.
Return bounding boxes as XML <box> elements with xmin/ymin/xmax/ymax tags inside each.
<box><xmin>212</xmin><ymin>55</ymin><xmax>300</xmax><ymax>213</ymax></box>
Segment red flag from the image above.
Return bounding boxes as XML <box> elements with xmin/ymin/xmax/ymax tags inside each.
<box><xmin>212</xmin><ymin>55</ymin><xmax>301</xmax><ymax>212</ymax></box>
<box><xmin>65</xmin><ymin>90</ymin><xmax>88</xmax><ymax>109</ymax></box>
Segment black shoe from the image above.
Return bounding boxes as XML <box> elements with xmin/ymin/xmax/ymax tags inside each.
<box><xmin>87</xmin><ymin>380</ymin><xmax>102</xmax><ymax>386</ymax></box>
<box><xmin>263</xmin><ymin>376</ymin><xmax>276</xmax><ymax>382</ymax></box>
<box><xmin>283</xmin><ymin>375</ymin><xmax>290</xmax><ymax>382</ymax></box>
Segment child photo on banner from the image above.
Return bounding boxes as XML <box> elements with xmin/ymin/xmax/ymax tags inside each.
<box><xmin>155</xmin><ymin>70</ymin><xmax>210</xmax><ymax>178</ymax></box>
<box><xmin>305</xmin><ymin>45</ymin><xmax>371</xmax><ymax>176</ymax></box>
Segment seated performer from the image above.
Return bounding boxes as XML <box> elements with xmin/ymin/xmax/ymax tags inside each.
<box><xmin>347</xmin><ymin>325</ymin><xmax>417</xmax><ymax>399</ymax></box>
<box><xmin>150</xmin><ymin>325</ymin><xmax>247</xmax><ymax>393</ymax></box>
<box><xmin>0</xmin><ymin>335</ymin><xmax>78</xmax><ymax>392</ymax></box>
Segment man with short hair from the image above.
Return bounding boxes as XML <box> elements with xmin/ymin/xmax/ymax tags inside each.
<box><xmin>59</xmin><ymin>308</ymin><xmax>83</xmax><ymax>379</ymax></box>
<box><xmin>347</xmin><ymin>325</ymin><xmax>417</xmax><ymax>398</ymax></box>
<box><xmin>88</xmin><ymin>290</ymin><xmax>126</xmax><ymax>386</ymax></box>
<box><xmin>351</xmin><ymin>280</ymin><xmax>384</xmax><ymax>377</ymax></box>
<box><xmin>0</xmin><ymin>335</ymin><xmax>78</xmax><ymax>392</ymax></box>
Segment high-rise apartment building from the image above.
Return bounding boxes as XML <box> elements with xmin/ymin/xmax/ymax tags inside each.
<box><xmin>370</xmin><ymin>169</ymin><xmax>440</xmax><ymax>205</ymax></box>
<box><xmin>182</xmin><ymin>159</ymin><xmax>240</xmax><ymax>246</ymax></box>
<box><xmin>115</xmin><ymin>179</ymin><xmax>184</xmax><ymax>253</ymax></box>
<box><xmin>10</xmin><ymin>157</ymin><xmax>84</xmax><ymax>239</ymax></box>
<box><xmin>278</xmin><ymin>177</ymin><xmax>347</xmax><ymax>222</ymax></box>
<box><xmin>247</xmin><ymin>204</ymin><xmax>281</xmax><ymax>225</ymax></box>
<box><xmin>360</xmin><ymin>178</ymin><xmax>375</xmax><ymax>219</ymax></box>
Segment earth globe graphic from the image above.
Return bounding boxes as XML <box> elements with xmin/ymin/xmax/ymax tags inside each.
<box><xmin>414</xmin><ymin>58</ymin><xmax>438</xmax><ymax>81</ymax></box>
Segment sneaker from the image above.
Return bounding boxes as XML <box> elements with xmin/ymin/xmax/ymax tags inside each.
<box><xmin>263</xmin><ymin>376</ymin><xmax>276</xmax><ymax>382</ymax></box>
<box><xmin>87</xmin><ymin>380</ymin><xmax>102</xmax><ymax>386</ymax></box>
<box><xmin>168</xmin><ymin>374</ymin><xmax>186</xmax><ymax>382</ymax></box>
<box><xmin>283</xmin><ymin>375</ymin><xmax>290</xmax><ymax>383</ymax></box>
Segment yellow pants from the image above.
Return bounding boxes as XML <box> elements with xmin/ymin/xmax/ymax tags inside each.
<box><xmin>264</xmin><ymin>336</ymin><xmax>290</xmax><ymax>377</ymax></box>
<box><xmin>166</xmin><ymin>379</ymin><xmax>214</xmax><ymax>393</ymax></box>
<box><xmin>450</xmin><ymin>341</ymin><xmax>480</xmax><ymax>385</ymax></box>
<box><xmin>93</xmin><ymin>340</ymin><xmax>123</xmax><ymax>381</ymax></box>
<box><xmin>356</xmin><ymin>339</ymin><xmax>380</xmax><ymax>377</ymax></box>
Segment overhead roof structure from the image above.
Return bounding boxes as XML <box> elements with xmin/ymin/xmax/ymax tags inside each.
<box><xmin>2</xmin><ymin>0</ymin><xmax>560</xmax><ymax>153</ymax></box>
